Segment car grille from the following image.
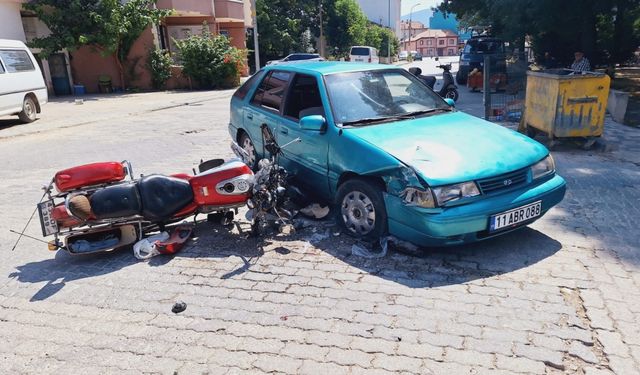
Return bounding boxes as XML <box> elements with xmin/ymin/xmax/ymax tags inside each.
<box><xmin>477</xmin><ymin>168</ymin><xmax>528</xmax><ymax>194</ymax></box>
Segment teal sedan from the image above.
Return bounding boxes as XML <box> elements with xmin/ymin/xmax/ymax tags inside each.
<box><xmin>229</xmin><ymin>62</ymin><xmax>566</xmax><ymax>246</ymax></box>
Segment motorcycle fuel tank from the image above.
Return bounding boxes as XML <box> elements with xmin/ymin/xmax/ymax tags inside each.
<box><xmin>189</xmin><ymin>160</ymin><xmax>253</xmax><ymax>206</ymax></box>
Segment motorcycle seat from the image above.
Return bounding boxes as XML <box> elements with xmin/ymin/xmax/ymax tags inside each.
<box><xmin>423</xmin><ymin>76</ymin><xmax>437</xmax><ymax>89</ymax></box>
<box><xmin>137</xmin><ymin>175</ymin><xmax>194</xmax><ymax>222</ymax></box>
<box><xmin>90</xmin><ymin>182</ymin><xmax>142</xmax><ymax>219</ymax></box>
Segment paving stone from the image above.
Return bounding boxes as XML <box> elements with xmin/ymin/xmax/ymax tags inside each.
<box><xmin>494</xmin><ymin>354</ymin><xmax>546</xmax><ymax>374</ymax></box>
<box><xmin>513</xmin><ymin>343</ymin><xmax>564</xmax><ymax>369</ymax></box>
<box><xmin>597</xmin><ymin>330</ymin><xmax>630</xmax><ymax>358</ymax></box>
<box><xmin>568</xmin><ymin>341</ymin><xmax>599</xmax><ymax>364</ymax></box>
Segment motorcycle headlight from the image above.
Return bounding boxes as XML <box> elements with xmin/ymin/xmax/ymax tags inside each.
<box><xmin>402</xmin><ymin>187</ymin><xmax>436</xmax><ymax>208</ymax></box>
<box><xmin>531</xmin><ymin>155</ymin><xmax>555</xmax><ymax>180</ymax></box>
<box><xmin>432</xmin><ymin>181</ymin><xmax>480</xmax><ymax>205</ymax></box>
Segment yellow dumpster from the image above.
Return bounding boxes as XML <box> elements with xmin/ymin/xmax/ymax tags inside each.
<box><xmin>521</xmin><ymin>69</ymin><xmax>610</xmax><ymax>148</ymax></box>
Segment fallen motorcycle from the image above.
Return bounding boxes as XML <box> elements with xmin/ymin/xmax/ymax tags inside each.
<box><xmin>232</xmin><ymin>124</ymin><xmax>299</xmax><ymax>236</ymax></box>
<box><xmin>35</xmin><ymin>158</ymin><xmax>254</xmax><ymax>255</ymax></box>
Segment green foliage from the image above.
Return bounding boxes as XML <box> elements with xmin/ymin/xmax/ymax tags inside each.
<box><xmin>25</xmin><ymin>0</ymin><xmax>171</xmax><ymax>87</ymax></box>
<box><xmin>148</xmin><ymin>48</ymin><xmax>173</xmax><ymax>89</ymax></box>
<box><xmin>326</xmin><ymin>0</ymin><xmax>368</xmax><ymax>56</ymax></box>
<box><xmin>175</xmin><ymin>27</ymin><xmax>247</xmax><ymax>89</ymax></box>
<box><xmin>439</xmin><ymin>0</ymin><xmax>640</xmax><ymax>65</ymax></box>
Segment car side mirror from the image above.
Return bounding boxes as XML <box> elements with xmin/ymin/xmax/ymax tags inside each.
<box><xmin>444</xmin><ymin>98</ymin><xmax>455</xmax><ymax>107</ymax></box>
<box><xmin>299</xmin><ymin>115</ymin><xmax>326</xmax><ymax>131</ymax></box>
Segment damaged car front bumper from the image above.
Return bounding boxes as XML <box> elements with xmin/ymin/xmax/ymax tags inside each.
<box><xmin>383</xmin><ymin>174</ymin><xmax>566</xmax><ymax>247</ymax></box>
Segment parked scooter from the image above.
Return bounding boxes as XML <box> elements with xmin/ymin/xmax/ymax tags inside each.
<box><xmin>409</xmin><ymin>63</ymin><xmax>459</xmax><ymax>102</ymax></box>
<box><xmin>35</xmin><ymin>158</ymin><xmax>254</xmax><ymax>255</ymax></box>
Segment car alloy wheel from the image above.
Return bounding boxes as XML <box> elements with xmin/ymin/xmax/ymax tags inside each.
<box><xmin>341</xmin><ymin>190</ymin><xmax>376</xmax><ymax>236</ymax></box>
<box><xmin>336</xmin><ymin>178</ymin><xmax>387</xmax><ymax>240</ymax></box>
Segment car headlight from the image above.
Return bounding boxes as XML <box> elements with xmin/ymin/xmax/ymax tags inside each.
<box><xmin>432</xmin><ymin>181</ymin><xmax>480</xmax><ymax>205</ymax></box>
<box><xmin>531</xmin><ymin>155</ymin><xmax>555</xmax><ymax>180</ymax></box>
<box><xmin>402</xmin><ymin>187</ymin><xmax>436</xmax><ymax>208</ymax></box>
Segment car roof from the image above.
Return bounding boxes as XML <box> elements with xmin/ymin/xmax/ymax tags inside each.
<box><xmin>0</xmin><ymin>39</ymin><xmax>28</xmax><ymax>48</ymax></box>
<box><xmin>262</xmin><ymin>61</ymin><xmax>398</xmax><ymax>76</ymax></box>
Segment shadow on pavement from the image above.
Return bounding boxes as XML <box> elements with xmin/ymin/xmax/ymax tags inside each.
<box><xmin>8</xmin><ymin>247</ymin><xmax>137</xmax><ymax>301</ymax></box>
<box><xmin>0</xmin><ymin>118</ymin><xmax>31</xmax><ymax>130</ymax></box>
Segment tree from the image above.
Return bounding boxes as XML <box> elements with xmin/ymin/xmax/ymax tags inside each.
<box><xmin>439</xmin><ymin>0</ymin><xmax>640</xmax><ymax>66</ymax></box>
<box><xmin>325</xmin><ymin>0</ymin><xmax>368</xmax><ymax>56</ymax></box>
<box><xmin>25</xmin><ymin>0</ymin><xmax>171</xmax><ymax>89</ymax></box>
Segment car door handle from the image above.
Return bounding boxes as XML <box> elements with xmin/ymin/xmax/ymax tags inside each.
<box><xmin>280</xmin><ymin>127</ymin><xmax>288</xmax><ymax>135</ymax></box>
<box><xmin>246</xmin><ymin>113</ymin><xmax>253</xmax><ymax>120</ymax></box>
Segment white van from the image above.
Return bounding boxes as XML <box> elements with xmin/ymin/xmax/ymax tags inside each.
<box><xmin>349</xmin><ymin>46</ymin><xmax>379</xmax><ymax>63</ymax></box>
<box><xmin>0</xmin><ymin>39</ymin><xmax>48</xmax><ymax>123</ymax></box>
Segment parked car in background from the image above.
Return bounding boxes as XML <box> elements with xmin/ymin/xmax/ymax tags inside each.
<box><xmin>411</xmin><ymin>51</ymin><xmax>423</xmax><ymax>61</ymax></box>
<box><xmin>398</xmin><ymin>51</ymin><xmax>409</xmax><ymax>60</ymax></box>
<box><xmin>229</xmin><ymin>62</ymin><xmax>566</xmax><ymax>247</ymax></box>
<box><xmin>349</xmin><ymin>46</ymin><xmax>379</xmax><ymax>63</ymax></box>
<box><xmin>266</xmin><ymin>53</ymin><xmax>324</xmax><ymax>66</ymax></box>
<box><xmin>456</xmin><ymin>35</ymin><xmax>507</xmax><ymax>84</ymax></box>
<box><xmin>0</xmin><ymin>39</ymin><xmax>47</xmax><ymax>123</ymax></box>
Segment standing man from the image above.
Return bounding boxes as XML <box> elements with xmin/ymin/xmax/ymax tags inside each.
<box><xmin>570</xmin><ymin>51</ymin><xmax>591</xmax><ymax>72</ymax></box>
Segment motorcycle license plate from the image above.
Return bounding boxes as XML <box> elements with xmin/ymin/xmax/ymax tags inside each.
<box><xmin>489</xmin><ymin>201</ymin><xmax>541</xmax><ymax>232</ymax></box>
<box><xmin>38</xmin><ymin>199</ymin><xmax>58</xmax><ymax>236</ymax></box>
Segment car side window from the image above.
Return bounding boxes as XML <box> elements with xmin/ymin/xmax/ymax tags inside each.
<box><xmin>0</xmin><ymin>50</ymin><xmax>35</xmax><ymax>72</ymax></box>
<box><xmin>251</xmin><ymin>70</ymin><xmax>292</xmax><ymax>112</ymax></box>
<box><xmin>0</xmin><ymin>60</ymin><xmax>5</xmax><ymax>74</ymax></box>
<box><xmin>233</xmin><ymin>70</ymin><xmax>265</xmax><ymax>100</ymax></box>
<box><xmin>283</xmin><ymin>73</ymin><xmax>325</xmax><ymax>120</ymax></box>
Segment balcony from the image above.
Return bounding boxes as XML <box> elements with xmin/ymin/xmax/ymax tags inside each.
<box><xmin>214</xmin><ymin>0</ymin><xmax>244</xmax><ymax>23</ymax></box>
<box><xmin>157</xmin><ymin>0</ymin><xmax>214</xmax><ymax>17</ymax></box>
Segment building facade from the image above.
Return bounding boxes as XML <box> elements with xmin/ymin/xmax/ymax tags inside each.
<box><xmin>399</xmin><ymin>20</ymin><xmax>427</xmax><ymax>43</ymax></box>
<box><xmin>355</xmin><ymin>0</ymin><xmax>402</xmax><ymax>36</ymax></box>
<box><xmin>0</xmin><ymin>0</ymin><xmax>75</xmax><ymax>96</ymax></box>
<box><xmin>405</xmin><ymin>29</ymin><xmax>459</xmax><ymax>57</ymax></box>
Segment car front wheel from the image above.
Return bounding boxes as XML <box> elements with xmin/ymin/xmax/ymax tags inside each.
<box><xmin>336</xmin><ymin>178</ymin><xmax>387</xmax><ymax>241</ymax></box>
<box><xmin>18</xmin><ymin>96</ymin><xmax>37</xmax><ymax>123</ymax></box>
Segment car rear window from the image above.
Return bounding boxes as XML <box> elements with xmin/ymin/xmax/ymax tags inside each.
<box><xmin>350</xmin><ymin>47</ymin><xmax>370</xmax><ymax>56</ymax></box>
<box><xmin>251</xmin><ymin>70</ymin><xmax>293</xmax><ymax>112</ymax></box>
<box><xmin>287</xmin><ymin>54</ymin><xmax>319</xmax><ymax>61</ymax></box>
<box><xmin>233</xmin><ymin>70</ymin><xmax>265</xmax><ymax>100</ymax></box>
<box><xmin>0</xmin><ymin>50</ymin><xmax>35</xmax><ymax>72</ymax></box>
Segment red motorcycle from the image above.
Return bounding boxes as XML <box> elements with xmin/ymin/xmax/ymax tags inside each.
<box><xmin>35</xmin><ymin>158</ymin><xmax>253</xmax><ymax>255</ymax></box>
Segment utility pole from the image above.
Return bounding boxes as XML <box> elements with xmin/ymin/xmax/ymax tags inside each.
<box><xmin>388</xmin><ymin>0</ymin><xmax>391</xmax><ymax>61</ymax></box>
<box><xmin>319</xmin><ymin>0</ymin><xmax>324</xmax><ymax>57</ymax></box>
<box><xmin>407</xmin><ymin>3</ymin><xmax>421</xmax><ymax>52</ymax></box>
<box><xmin>251</xmin><ymin>0</ymin><xmax>260</xmax><ymax>70</ymax></box>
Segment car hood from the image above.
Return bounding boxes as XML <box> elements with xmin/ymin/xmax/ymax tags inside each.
<box><xmin>345</xmin><ymin>111</ymin><xmax>548</xmax><ymax>186</ymax></box>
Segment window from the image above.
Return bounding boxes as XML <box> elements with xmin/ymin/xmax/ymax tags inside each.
<box><xmin>438</xmin><ymin>39</ymin><xmax>445</xmax><ymax>46</ymax></box>
<box><xmin>283</xmin><ymin>74</ymin><xmax>324</xmax><ymax>120</ymax></box>
<box><xmin>219</xmin><ymin>30</ymin><xmax>230</xmax><ymax>38</ymax></box>
<box><xmin>0</xmin><ymin>50</ymin><xmax>35</xmax><ymax>72</ymax></box>
<box><xmin>420</xmin><ymin>40</ymin><xmax>424</xmax><ymax>46</ymax></box>
<box><xmin>427</xmin><ymin>39</ymin><xmax>433</xmax><ymax>46</ymax></box>
<box><xmin>233</xmin><ymin>70</ymin><xmax>265</xmax><ymax>100</ymax></box>
<box><xmin>449</xmin><ymin>39</ymin><xmax>455</xmax><ymax>45</ymax></box>
<box><xmin>251</xmin><ymin>70</ymin><xmax>292</xmax><ymax>112</ymax></box>
<box><xmin>0</xmin><ymin>61</ymin><xmax>4</xmax><ymax>74</ymax></box>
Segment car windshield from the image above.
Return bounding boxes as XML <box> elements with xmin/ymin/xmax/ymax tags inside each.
<box><xmin>464</xmin><ymin>39</ymin><xmax>504</xmax><ymax>54</ymax></box>
<box><xmin>325</xmin><ymin>69</ymin><xmax>450</xmax><ymax>125</ymax></box>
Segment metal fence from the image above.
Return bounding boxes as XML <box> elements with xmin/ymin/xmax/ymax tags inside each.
<box><xmin>480</xmin><ymin>53</ymin><xmax>528</xmax><ymax>124</ymax></box>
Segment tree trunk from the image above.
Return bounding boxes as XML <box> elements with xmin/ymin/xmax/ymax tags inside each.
<box><xmin>114</xmin><ymin>53</ymin><xmax>125</xmax><ymax>91</ymax></box>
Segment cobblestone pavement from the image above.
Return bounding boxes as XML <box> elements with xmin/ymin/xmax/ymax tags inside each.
<box><xmin>0</xmin><ymin>90</ymin><xmax>639</xmax><ymax>374</ymax></box>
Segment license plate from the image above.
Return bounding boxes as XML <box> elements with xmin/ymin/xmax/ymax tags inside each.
<box><xmin>38</xmin><ymin>199</ymin><xmax>58</xmax><ymax>236</ymax></box>
<box><xmin>490</xmin><ymin>201</ymin><xmax>541</xmax><ymax>232</ymax></box>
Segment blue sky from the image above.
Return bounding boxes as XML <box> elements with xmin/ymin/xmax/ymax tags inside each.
<box><xmin>400</xmin><ymin>0</ymin><xmax>442</xmax><ymax>16</ymax></box>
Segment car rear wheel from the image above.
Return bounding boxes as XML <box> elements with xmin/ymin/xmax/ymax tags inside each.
<box><xmin>336</xmin><ymin>178</ymin><xmax>387</xmax><ymax>241</ymax></box>
<box><xmin>238</xmin><ymin>132</ymin><xmax>257</xmax><ymax>169</ymax></box>
<box><xmin>18</xmin><ymin>96</ymin><xmax>37</xmax><ymax>123</ymax></box>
